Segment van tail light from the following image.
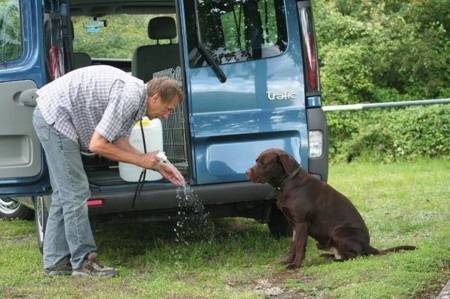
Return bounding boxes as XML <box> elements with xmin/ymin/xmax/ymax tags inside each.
<box><xmin>87</xmin><ymin>198</ymin><xmax>104</xmax><ymax>207</ymax></box>
<box><xmin>309</xmin><ymin>130</ymin><xmax>323</xmax><ymax>158</ymax></box>
<box><xmin>298</xmin><ymin>2</ymin><xmax>319</xmax><ymax>93</ymax></box>
<box><xmin>48</xmin><ymin>46</ymin><xmax>63</xmax><ymax>80</ymax></box>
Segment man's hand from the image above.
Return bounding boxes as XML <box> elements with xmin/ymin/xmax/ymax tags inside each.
<box><xmin>139</xmin><ymin>152</ymin><xmax>185</xmax><ymax>186</ymax></box>
<box><xmin>153</xmin><ymin>161</ymin><xmax>185</xmax><ymax>186</ymax></box>
<box><xmin>138</xmin><ymin>151</ymin><xmax>162</xmax><ymax>169</ymax></box>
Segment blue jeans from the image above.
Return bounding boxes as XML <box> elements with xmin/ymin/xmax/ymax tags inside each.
<box><xmin>33</xmin><ymin>108</ymin><xmax>97</xmax><ymax>269</ymax></box>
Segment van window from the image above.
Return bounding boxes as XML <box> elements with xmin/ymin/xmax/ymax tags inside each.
<box><xmin>0</xmin><ymin>0</ymin><xmax>22</xmax><ymax>63</ymax></box>
<box><xmin>72</xmin><ymin>14</ymin><xmax>177</xmax><ymax>60</ymax></box>
<box><xmin>185</xmin><ymin>0</ymin><xmax>287</xmax><ymax>67</ymax></box>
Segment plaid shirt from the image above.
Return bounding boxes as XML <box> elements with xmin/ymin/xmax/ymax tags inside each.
<box><xmin>36</xmin><ymin>65</ymin><xmax>147</xmax><ymax>150</ymax></box>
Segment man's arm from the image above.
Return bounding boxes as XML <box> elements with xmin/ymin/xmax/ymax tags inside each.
<box><xmin>90</xmin><ymin>131</ymin><xmax>185</xmax><ymax>186</ymax></box>
<box><xmin>113</xmin><ymin>136</ymin><xmax>142</xmax><ymax>156</ymax></box>
<box><xmin>89</xmin><ymin>131</ymin><xmax>159</xmax><ymax>169</ymax></box>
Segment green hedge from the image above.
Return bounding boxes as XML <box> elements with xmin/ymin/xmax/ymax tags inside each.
<box><xmin>327</xmin><ymin>105</ymin><xmax>450</xmax><ymax>163</ymax></box>
<box><xmin>314</xmin><ymin>0</ymin><xmax>450</xmax><ymax>105</ymax></box>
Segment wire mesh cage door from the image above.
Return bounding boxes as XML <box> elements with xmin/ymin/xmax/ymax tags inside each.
<box><xmin>162</xmin><ymin>102</ymin><xmax>187</xmax><ymax>164</ymax></box>
<box><xmin>153</xmin><ymin>67</ymin><xmax>188</xmax><ymax>168</ymax></box>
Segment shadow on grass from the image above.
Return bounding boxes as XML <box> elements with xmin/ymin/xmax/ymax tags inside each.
<box><xmin>90</xmin><ymin>217</ymin><xmax>289</xmax><ymax>270</ymax></box>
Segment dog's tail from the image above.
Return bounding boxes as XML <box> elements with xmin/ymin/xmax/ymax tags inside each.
<box><xmin>368</xmin><ymin>245</ymin><xmax>416</xmax><ymax>255</ymax></box>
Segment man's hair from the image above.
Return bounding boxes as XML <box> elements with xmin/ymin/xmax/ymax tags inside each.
<box><xmin>146</xmin><ymin>76</ymin><xmax>183</xmax><ymax>103</ymax></box>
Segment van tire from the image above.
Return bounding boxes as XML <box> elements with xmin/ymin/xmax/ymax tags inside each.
<box><xmin>33</xmin><ymin>196</ymin><xmax>48</xmax><ymax>254</ymax></box>
<box><xmin>267</xmin><ymin>204</ymin><xmax>292</xmax><ymax>238</ymax></box>
<box><xmin>0</xmin><ymin>197</ymin><xmax>34</xmax><ymax>220</ymax></box>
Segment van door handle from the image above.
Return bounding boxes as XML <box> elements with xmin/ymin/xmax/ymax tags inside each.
<box><xmin>14</xmin><ymin>88</ymin><xmax>38</xmax><ymax>107</ymax></box>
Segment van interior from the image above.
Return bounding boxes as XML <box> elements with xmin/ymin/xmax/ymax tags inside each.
<box><xmin>48</xmin><ymin>0</ymin><xmax>189</xmax><ymax>187</ymax></box>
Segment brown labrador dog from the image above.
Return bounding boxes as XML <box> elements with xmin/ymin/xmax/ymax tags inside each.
<box><xmin>246</xmin><ymin>148</ymin><xmax>416</xmax><ymax>269</ymax></box>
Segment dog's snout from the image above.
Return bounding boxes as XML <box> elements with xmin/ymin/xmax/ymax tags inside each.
<box><xmin>245</xmin><ymin>168</ymin><xmax>253</xmax><ymax>178</ymax></box>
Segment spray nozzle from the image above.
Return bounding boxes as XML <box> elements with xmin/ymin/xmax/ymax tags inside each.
<box><xmin>156</xmin><ymin>151</ymin><xmax>169</xmax><ymax>164</ymax></box>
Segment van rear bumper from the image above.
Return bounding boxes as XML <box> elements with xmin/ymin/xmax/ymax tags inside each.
<box><xmin>88</xmin><ymin>182</ymin><xmax>274</xmax><ymax>216</ymax></box>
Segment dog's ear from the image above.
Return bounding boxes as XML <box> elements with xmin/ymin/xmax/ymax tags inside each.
<box><xmin>278</xmin><ymin>153</ymin><xmax>300</xmax><ymax>175</ymax></box>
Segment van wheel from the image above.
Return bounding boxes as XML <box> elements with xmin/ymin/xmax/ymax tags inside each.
<box><xmin>33</xmin><ymin>196</ymin><xmax>48</xmax><ymax>253</ymax></box>
<box><xmin>0</xmin><ymin>197</ymin><xmax>34</xmax><ymax>220</ymax></box>
<box><xmin>267</xmin><ymin>204</ymin><xmax>292</xmax><ymax>238</ymax></box>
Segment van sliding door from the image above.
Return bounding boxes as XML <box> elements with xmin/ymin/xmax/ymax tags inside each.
<box><xmin>178</xmin><ymin>0</ymin><xmax>309</xmax><ymax>184</ymax></box>
<box><xmin>0</xmin><ymin>0</ymin><xmax>49</xmax><ymax>195</ymax></box>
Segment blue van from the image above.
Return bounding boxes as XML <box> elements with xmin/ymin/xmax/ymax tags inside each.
<box><xmin>0</xmin><ymin>0</ymin><xmax>327</xmax><ymax>247</ymax></box>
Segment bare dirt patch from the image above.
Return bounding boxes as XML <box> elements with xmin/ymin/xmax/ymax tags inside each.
<box><xmin>252</xmin><ymin>271</ymin><xmax>327</xmax><ymax>299</ymax></box>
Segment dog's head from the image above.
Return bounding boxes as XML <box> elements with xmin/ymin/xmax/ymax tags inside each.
<box><xmin>246</xmin><ymin>148</ymin><xmax>300</xmax><ymax>187</ymax></box>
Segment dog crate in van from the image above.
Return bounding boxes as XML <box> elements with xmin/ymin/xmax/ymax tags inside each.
<box><xmin>0</xmin><ymin>0</ymin><xmax>328</xmax><ymax>247</ymax></box>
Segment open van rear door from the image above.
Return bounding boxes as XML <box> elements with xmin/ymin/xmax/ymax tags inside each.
<box><xmin>0</xmin><ymin>0</ymin><xmax>49</xmax><ymax>195</ymax></box>
<box><xmin>178</xmin><ymin>0</ymin><xmax>310</xmax><ymax>184</ymax></box>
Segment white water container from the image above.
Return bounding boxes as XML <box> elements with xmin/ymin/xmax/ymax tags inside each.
<box><xmin>119</xmin><ymin>117</ymin><xmax>163</xmax><ymax>182</ymax></box>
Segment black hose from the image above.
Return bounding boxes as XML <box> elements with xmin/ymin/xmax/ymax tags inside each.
<box><xmin>132</xmin><ymin>119</ymin><xmax>147</xmax><ymax>208</ymax></box>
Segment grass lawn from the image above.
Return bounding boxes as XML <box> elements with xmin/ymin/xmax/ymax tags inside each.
<box><xmin>0</xmin><ymin>159</ymin><xmax>449</xmax><ymax>298</ymax></box>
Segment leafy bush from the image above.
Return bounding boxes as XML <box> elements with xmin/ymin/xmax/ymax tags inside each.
<box><xmin>314</xmin><ymin>0</ymin><xmax>450</xmax><ymax>162</ymax></box>
<box><xmin>314</xmin><ymin>0</ymin><xmax>450</xmax><ymax>104</ymax></box>
<box><xmin>327</xmin><ymin>105</ymin><xmax>450</xmax><ymax>163</ymax></box>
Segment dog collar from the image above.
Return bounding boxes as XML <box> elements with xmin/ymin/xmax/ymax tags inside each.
<box><xmin>287</xmin><ymin>167</ymin><xmax>302</xmax><ymax>180</ymax></box>
<box><xmin>275</xmin><ymin>167</ymin><xmax>302</xmax><ymax>191</ymax></box>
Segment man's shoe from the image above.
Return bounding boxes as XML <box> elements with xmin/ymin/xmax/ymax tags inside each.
<box><xmin>72</xmin><ymin>252</ymin><xmax>117</xmax><ymax>277</ymax></box>
<box><xmin>44</xmin><ymin>256</ymin><xmax>72</xmax><ymax>276</ymax></box>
